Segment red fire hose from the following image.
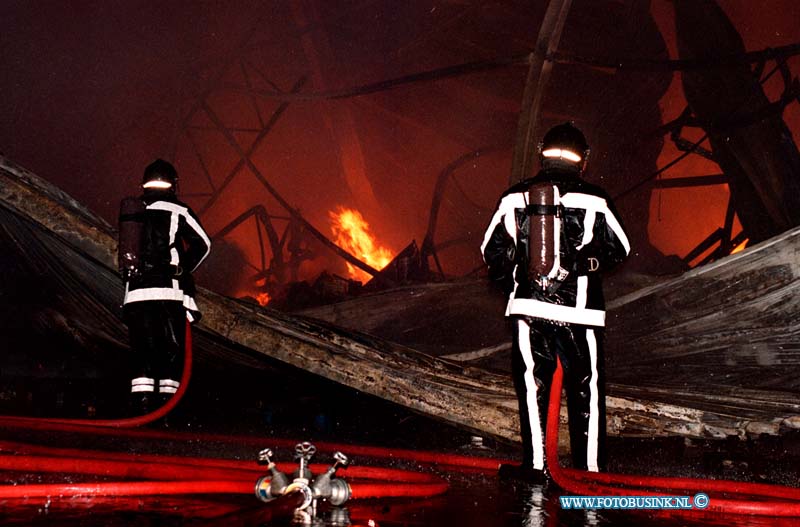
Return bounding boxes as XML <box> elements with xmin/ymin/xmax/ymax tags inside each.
<box><xmin>0</xmin><ymin>480</ymin><xmax>254</xmax><ymax>499</ymax></box>
<box><xmin>545</xmin><ymin>357</ymin><xmax>800</xmax><ymax>517</ymax></box>
<box><xmin>0</xmin><ymin>440</ymin><xmax>448</xmax><ymax>485</ymax></box>
<box><xmin>0</xmin><ymin>320</ymin><xmax>194</xmax><ymax>428</ymax></box>
<box><xmin>0</xmin><ymin>320</ymin><xmax>451</xmax><ymax>504</ymax></box>
<box><xmin>0</xmin><ymin>439</ymin><xmax>440</xmax><ymax>483</ymax></box>
<box><xmin>0</xmin><ymin>449</ymin><xmax>448</xmax><ymax>500</ymax></box>
<box><xmin>3</xmin><ymin>321</ymin><xmax>799</xmax><ymax>518</ymax></box>
<box><xmin>0</xmin><ymin>319</ymin><xmax>510</xmax><ymax>475</ymax></box>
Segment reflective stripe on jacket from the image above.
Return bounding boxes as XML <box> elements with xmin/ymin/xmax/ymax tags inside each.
<box><xmin>481</xmin><ymin>169</ymin><xmax>629</xmax><ymax>327</ymax></box>
<box><xmin>123</xmin><ymin>195</ymin><xmax>210</xmax><ymax>321</ymax></box>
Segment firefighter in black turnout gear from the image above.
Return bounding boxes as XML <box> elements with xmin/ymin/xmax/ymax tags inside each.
<box><xmin>119</xmin><ymin>159</ymin><xmax>211</xmax><ymax>414</ymax></box>
<box><xmin>481</xmin><ymin>123</ymin><xmax>630</xmax><ymax>480</ymax></box>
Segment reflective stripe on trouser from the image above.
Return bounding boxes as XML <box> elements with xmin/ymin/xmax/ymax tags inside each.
<box><xmin>516</xmin><ymin>319</ymin><xmax>546</xmax><ymax>470</ymax></box>
<box><xmin>159</xmin><ymin>379</ymin><xmax>180</xmax><ymax>394</ymax></box>
<box><xmin>131</xmin><ymin>377</ymin><xmax>155</xmax><ymax>393</ymax></box>
<box><xmin>124</xmin><ymin>300</ymin><xmax>186</xmax><ymax>388</ymax></box>
<box><xmin>585</xmin><ymin>328</ymin><xmax>600</xmax><ymax>471</ymax></box>
<box><xmin>513</xmin><ymin>319</ymin><xmax>605</xmax><ymax>472</ymax></box>
<box><xmin>561</xmin><ymin>326</ymin><xmax>604</xmax><ymax>472</ymax></box>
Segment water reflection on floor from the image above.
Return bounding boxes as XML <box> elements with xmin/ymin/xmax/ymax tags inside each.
<box><xmin>0</xmin><ymin>437</ymin><xmax>798</xmax><ymax>527</ymax></box>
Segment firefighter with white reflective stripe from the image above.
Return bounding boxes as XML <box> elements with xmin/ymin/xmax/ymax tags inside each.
<box><xmin>119</xmin><ymin>159</ymin><xmax>211</xmax><ymax>414</ymax></box>
<box><xmin>481</xmin><ymin>123</ymin><xmax>630</xmax><ymax>482</ymax></box>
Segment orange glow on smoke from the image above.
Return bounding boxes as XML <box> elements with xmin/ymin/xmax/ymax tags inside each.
<box><xmin>329</xmin><ymin>207</ymin><xmax>394</xmax><ymax>282</ymax></box>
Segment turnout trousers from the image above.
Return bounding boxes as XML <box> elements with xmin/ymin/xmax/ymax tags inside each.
<box><xmin>512</xmin><ymin>317</ymin><xmax>606</xmax><ymax>472</ymax></box>
<box><xmin>123</xmin><ymin>300</ymin><xmax>186</xmax><ymax>398</ymax></box>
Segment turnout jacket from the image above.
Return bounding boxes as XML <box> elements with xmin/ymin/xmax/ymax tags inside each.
<box><xmin>122</xmin><ymin>193</ymin><xmax>211</xmax><ymax>322</ymax></box>
<box><xmin>481</xmin><ymin>169</ymin><xmax>630</xmax><ymax>327</ymax></box>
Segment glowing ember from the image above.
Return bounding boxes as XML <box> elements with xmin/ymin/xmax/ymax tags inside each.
<box><xmin>256</xmin><ymin>291</ymin><xmax>271</xmax><ymax>306</ymax></box>
<box><xmin>329</xmin><ymin>207</ymin><xmax>394</xmax><ymax>282</ymax></box>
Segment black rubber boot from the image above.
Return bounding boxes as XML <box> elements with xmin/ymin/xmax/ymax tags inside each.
<box><xmin>128</xmin><ymin>392</ymin><xmax>156</xmax><ymax>417</ymax></box>
<box><xmin>498</xmin><ymin>463</ymin><xmax>551</xmax><ymax>484</ymax></box>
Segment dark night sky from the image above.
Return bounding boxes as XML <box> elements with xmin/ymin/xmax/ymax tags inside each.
<box><xmin>2</xmin><ymin>1</ymin><xmax>800</xmax><ymax>296</ymax></box>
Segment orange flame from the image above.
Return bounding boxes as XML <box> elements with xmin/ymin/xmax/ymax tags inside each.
<box><xmin>730</xmin><ymin>239</ymin><xmax>749</xmax><ymax>255</ymax></box>
<box><xmin>329</xmin><ymin>207</ymin><xmax>394</xmax><ymax>282</ymax></box>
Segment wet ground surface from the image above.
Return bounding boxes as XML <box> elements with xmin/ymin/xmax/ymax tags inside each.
<box><xmin>1</xmin><ymin>424</ymin><xmax>799</xmax><ymax>527</ymax></box>
<box><xmin>1</xmin><ymin>359</ymin><xmax>799</xmax><ymax>526</ymax></box>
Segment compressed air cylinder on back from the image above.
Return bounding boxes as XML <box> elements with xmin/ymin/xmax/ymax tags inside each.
<box><xmin>527</xmin><ymin>183</ymin><xmax>561</xmax><ymax>283</ymax></box>
<box><xmin>118</xmin><ymin>196</ymin><xmax>146</xmax><ymax>279</ymax></box>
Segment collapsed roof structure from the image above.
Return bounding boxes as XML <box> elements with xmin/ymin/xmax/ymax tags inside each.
<box><xmin>2</xmin><ymin>0</ymin><xmax>800</xmax><ymax>444</ymax></box>
<box><xmin>3</xmin><ymin>154</ymin><xmax>800</xmax><ymax>442</ymax></box>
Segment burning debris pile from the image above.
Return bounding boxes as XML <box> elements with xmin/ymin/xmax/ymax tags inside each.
<box><xmin>328</xmin><ymin>207</ymin><xmax>393</xmax><ymax>283</ymax></box>
<box><xmin>227</xmin><ymin>206</ymin><xmax>429</xmax><ymax>311</ymax></box>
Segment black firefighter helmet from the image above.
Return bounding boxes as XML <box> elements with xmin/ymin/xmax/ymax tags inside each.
<box><xmin>537</xmin><ymin>122</ymin><xmax>590</xmax><ymax>173</ymax></box>
<box><xmin>142</xmin><ymin>158</ymin><xmax>178</xmax><ymax>192</ymax></box>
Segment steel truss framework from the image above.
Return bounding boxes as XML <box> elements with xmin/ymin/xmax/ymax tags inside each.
<box><xmin>127</xmin><ymin>3</ymin><xmax>800</xmax><ymax>294</ymax></box>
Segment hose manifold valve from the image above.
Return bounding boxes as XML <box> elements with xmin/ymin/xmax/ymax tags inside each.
<box><xmin>255</xmin><ymin>442</ymin><xmax>351</xmax><ymax>512</ymax></box>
